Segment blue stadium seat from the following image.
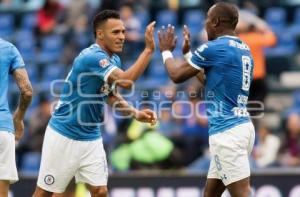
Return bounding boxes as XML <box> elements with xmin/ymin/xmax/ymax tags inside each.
<box><xmin>156</xmin><ymin>10</ymin><xmax>178</xmax><ymax>27</ymax></box>
<box><xmin>24</xmin><ymin>95</ymin><xmax>40</xmax><ymax>121</ymax></box>
<box><xmin>0</xmin><ymin>14</ymin><xmax>14</xmax><ymax>40</ymax></box>
<box><xmin>293</xmin><ymin>7</ymin><xmax>300</xmax><ymax>25</ymax></box>
<box><xmin>39</xmin><ymin>63</ymin><xmax>66</xmax><ymax>94</ymax></box>
<box><xmin>21</xmin><ymin>13</ymin><xmax>37</xmax><ymax>31</ymax></box>
<box><xmin>15</xmin><ymin>30</ymin><xmax>36</xmax><ymax>62</ymax></box>
<box><xmin>265</xmin><ymin>31</ymin><xmax>297</xmax><ymax>57</ymax></box>
<box><xmin>183</xmin><ymin>10</ymin><xmax>205</xmax><ymax>35</ymax></box>
<box><xmin>38</xmin><ymin>34</ymin><xmax>64</xmax><ymax>63</ymax></box>
<box><xmin>288</xmin><ymin>7</ymin><xmax>300</xmax><ymax>36</ymax></box>
<box><xmin>25</xmin><ymin>63</ymin><xmax>39</xmax><ymax>84</ymax></box>
<box><xmin>19</xmin><ymin>152</ymin><xmax>41</xmax><ymax>176</ymax></box>
<box><xmin>264</xmin><ymin>7</ymin><xmax>286</xmax><ymax>32</ymax></box>
<box><xmin>146</xmin><ymin>58</ymin><xmax>169</xmax><ymax>86</ymax></box>
<box><xmin>292</xmin><ymin>90</ymin><xmax>300</xmax><ymax>108</ymax></box>
<box><xmin>42</xmin><ymin>63</ymin><xmax>66</xmax><ymax>82</ymax></box>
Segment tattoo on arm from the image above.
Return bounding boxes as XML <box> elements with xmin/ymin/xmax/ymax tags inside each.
<box><xmin>13</xmin><ymin>68</ymin><xmax>33</xmax><ymax>117</ymax></box>
<box><xmin>108</xmin><ymin>93</ymin><xmax>135</xmax><ymax>117</ymax></box>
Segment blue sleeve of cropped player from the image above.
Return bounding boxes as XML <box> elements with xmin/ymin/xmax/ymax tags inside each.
<box><xmin>9</xmin><ymin>45</ymin><xmax>25</xmax><ymax>74</ymax></box>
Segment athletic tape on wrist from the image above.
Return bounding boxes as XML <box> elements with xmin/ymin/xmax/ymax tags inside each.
<box><xmin>184</xmin><ymin>51</ymin><xmax>192</xmax><ymax>61</ymax></box>
<box><xmin>162</xmin><ymin>51</ymin><xmax>173</xmax><ymax>64</ymax></box>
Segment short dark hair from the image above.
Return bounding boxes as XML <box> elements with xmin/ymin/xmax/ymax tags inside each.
<box><xmin>214</xmin><ymin>2</ymin><xmax>239</xmax><ymax>29</ymax></box>
<box><xmin>92</xmin><ymin>10</ymin><xmax>120</xmax><ymax>38</ymax></box>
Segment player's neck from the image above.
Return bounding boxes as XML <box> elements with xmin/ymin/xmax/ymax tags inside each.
<box><xmin>96</xmin><ymin>42</ymin><xmax>114</xmax><ymax>57</ymax></box>
<box><xmin>216</xmin><ymin>30</ymin><xmax>236</xmax><ymax>39</ymax></box>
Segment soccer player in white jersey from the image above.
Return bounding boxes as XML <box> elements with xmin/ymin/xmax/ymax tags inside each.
<box><xmin>0</xmin><ymin>39</ymin><xmax>33</xmax><ymax>196</ymax></box>
<box><xmin>33</xmin><ymin>10</ymin><xmax>156</xmax><ymax>197</ymax></box>
<box><xmin>158</xmin><ymin>2</ymin><xmax>255</xmax><ymax>197</ymax></box>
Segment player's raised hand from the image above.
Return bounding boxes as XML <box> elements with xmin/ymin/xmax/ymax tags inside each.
<box><xmin>134</xmin><ymin>109</ymin><xmax>157</xmax><ymax>126</ymax></box>
<box><xmin>145</xmin><ymin>21</ymin><xmax>156</xmax><ymax>52</ymax></box>
<box><xmin>158</xmin><ymin>24</ymin><xmax>177</xmax><ymax>52</ymax></box>
<box><xmin>182</xmin><ymin>25</ymin><xmax>191</xmax><ymax>54</ymax></box>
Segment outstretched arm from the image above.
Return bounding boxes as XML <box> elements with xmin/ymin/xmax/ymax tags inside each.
<box><xmin>107</xmin><ymin>21</ymin><xmax>156</xmax><ymax>89</ymax></box>
<box><xmin>158</xmin><ymin>25</ymin><xmax>200</xmax><ymax>83</ymax></box>
<box><xmin>12</xmin><ymin>68</ymin><xmax>33</xmax><ymax>140</ymax></box>
<box><xmin>107</xmin><ymin>93</ymin><xmax>156</xmax><ymax>125</ymax></box>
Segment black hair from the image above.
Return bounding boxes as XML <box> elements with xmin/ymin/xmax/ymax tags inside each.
<box><xmin>214</xmin><ymin>2</ymin><xmax>239</xmax><ymax>29</ymax></box>
<box><xmin>92</xmin><ymin>10</ymin><xmax>120</xmax><ymax>38</ymax></box>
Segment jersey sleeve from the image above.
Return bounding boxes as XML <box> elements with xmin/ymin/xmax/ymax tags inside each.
<box><xmin>9</xmin><ymin>45</ymin><xmax>25</xmax><ymax>74</ymax></box>
<box><xmin>187</xmin><ymin>43</ymin><xmax>214</xmax><ymax>70</ymax></box>
<box><xmin>88</xmin><ymin>53</ymin><xmax>118</xmax><ymax>82</ymax></box>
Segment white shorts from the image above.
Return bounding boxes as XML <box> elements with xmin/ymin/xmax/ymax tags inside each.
<box><xmin>207</xmin><ymin>122</ymin><xmax>255</xmax><ymax>186</ymax></box>
<box><xmin>37</xmin><ymin>126</ymin><xmax>108</xmax><ymax>193</ymax></box>
<box><xmin>0</xmin><ymin>131</ymin><xmax>18</xmax><ymax>184</ymax></box>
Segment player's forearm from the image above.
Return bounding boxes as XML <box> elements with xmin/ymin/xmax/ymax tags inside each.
<box><xmin>164</xmin><ymin>58</ymin><xmax>182</xmax><ymax>83</ymax></box>
<box><xmin>123</xmin><ymin>48</ymin><xmax>153</xmax><ymax>81</ymax></box>
<box><xmin>164</xmin><ymin>58</ymin><xmax>195</xmax><ymax>83</ymax></box>
<box><xmin>108</xmin><ymin>94</ymin><xmax>137</xmax><ymax>117</ymax></box>
<box><xmin>15</xmin><ymin>90</ymin><xmax>33</xmax><ymax>120</ymax></box>
<box><xmin>13</xmin><ymin>68</ymin><xmax>33</xmax><ymax>120</ymax></box>
<box><xmin>196</xmin><ymin>71</ymin><xmax>206</xmax><ymax>86</ymax></box>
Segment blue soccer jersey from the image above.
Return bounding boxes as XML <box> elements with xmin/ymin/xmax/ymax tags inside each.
<box><xmin>187</xmin><ymin>36</ymin><xmax>254</xmax><ymax>136</ymax></box>
<box><xmin>49</xmin><ymin>44</ymin><xmax>121</xmax><ymax>140</ymax></box>
<box><xmin>0</xmin><ymin>39</ymin><xmax>25</xmax><ymax>133</ymax></box>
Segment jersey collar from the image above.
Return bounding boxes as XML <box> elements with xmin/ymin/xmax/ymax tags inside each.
<box><xmin>94</xmin><ymin>43</ymin><xmax>116</xmax><ymax>58</ymax></box>
<box><xmin>217</xmin><ymin>35</ymin><xmax>239</xmax><ymax>39</ymax></box>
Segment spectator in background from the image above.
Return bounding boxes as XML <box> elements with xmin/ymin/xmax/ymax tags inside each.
<box><xmin>119</xmin><ymin>3</ymin><xmax>142</xmax><ymax>62</ymax></box>
<box><xmin>28</xmin><ymin>95</ymin><xmax>51</xmax><ymax>152</ymax></box>
<box><xmin>64</xmin><ymin>14</ymin><xmax>92</xmax><ymax>64</ymax></box>
<box><xmin>0</xmin><ymin>0</ymin><xmax>12</xmax><ymax>8</ymax></box>
<box><xmin>62</xmin><ymin>0</ymin><xmax>94</xmax><ymax>28</ymax></box>
<box><xmin>252</xmin><ymin>124</ymin><xmax>280</xmax><ymax>168</ymax></box>
<box><xmin>179</xmin><ymin>81</ymin><xmax>208</xmax><ymax>164</ymax></box>
<box><xmin>36</xmin><ymin>0</ymin><xmax>64</xmax><ymax>35</ymax></box>
<box><xmin>158</xmin><ymin>107</ymin><xmax>181</xmax><ymax>138</ymax></box>
<box><xmin>278</xmin><ymin>113</ymin><xmax>300</xmax><ymax>167</ymax></box>
<box><xmin>237</xmin><ymin>10</ymin><xmax>276</xmax><ymax>112</ymax></box>
<box><xmin>16</xmin><ymin>95</ymin><xmax>51</xmax><ymax>168</ymax></box>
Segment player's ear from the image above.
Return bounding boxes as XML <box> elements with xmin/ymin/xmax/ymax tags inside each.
<box><xmin>212</xmin><ymin>17</ymin><xmax>219</xmax><ymax>27</ymax></box>
<box><xmin>96</xmin><ymin>29</ymin><xmax>104</xmax><ymax>40</ymax></box>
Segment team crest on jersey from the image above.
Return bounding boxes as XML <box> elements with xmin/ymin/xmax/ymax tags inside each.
<box><xmin>99</xmin><ymin>59</ymin><xmax>110</xmax><ymax>68</ymax></box>
<box><xmin>44</xmin><ymin>175</ymin><xmax>55</xmax><ymax>185</ymax></box>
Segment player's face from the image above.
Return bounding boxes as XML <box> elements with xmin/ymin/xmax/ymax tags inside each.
<box><xmin>205</xmin><ymin>6</ymin><xmax>217</xmax><ymax>41</ymax></box>
<box><xmin>102</xmin><ymin>19</ymin><xmax>126</xmax><ymax>53</ymax></box>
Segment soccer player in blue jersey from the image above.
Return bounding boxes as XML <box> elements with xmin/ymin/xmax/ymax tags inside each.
<box><xmin>33</xmin><ymin>10</ymin><xmax>156</xmax><ymax>197</ymax></box>
<box><xmin>158</xmin><ymin>2</ymin><xmax>255</xmax><ymax>197</ymax></box>
<box><xmin>0</xmin><ymin>39</ymin><xmax>33</xmax><ymax>196</ymax></box>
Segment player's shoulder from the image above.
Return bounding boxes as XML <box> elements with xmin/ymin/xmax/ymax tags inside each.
<box><xmin>80</xmin><ymin>44</ymin><xmax>109</xmax><ymax>62</ymax></box>
<box><xmin>0</xmin><ymin>38</ymin><xmax>15</xmax><ymax>50</ymax></box>
<box><xmin>215</xmin><ymin>36</ymin><xmax>250</xmax><ymax>51</ymax></box>
<box><xmin>195</xmin><ymin>41</ymin><xmax>216</xmax><ymax>55</ymax></box>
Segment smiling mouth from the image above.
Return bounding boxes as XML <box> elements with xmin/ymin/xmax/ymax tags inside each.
<box><xmin>115</xmin><ymin>43</ymin><xmax>123</xmax><ymax>46</ymax></box>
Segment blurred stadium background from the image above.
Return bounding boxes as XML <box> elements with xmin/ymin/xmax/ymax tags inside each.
<box><xmin>1</xmin><ymin>0</ymin><xmax>300</xmax><ymax>196</ymax></box>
